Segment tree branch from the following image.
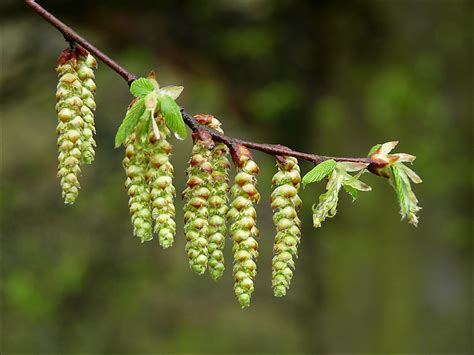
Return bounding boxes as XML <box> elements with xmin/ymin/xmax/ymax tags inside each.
<box><xmin>26</xmin><ymin>0</ymin><xmax>375</xmax><ymax>167</ymax></box>
<box><xmin>25</xmin><ymin>0</ymin><xmax>137</xmax><ymax>85</ymax></box>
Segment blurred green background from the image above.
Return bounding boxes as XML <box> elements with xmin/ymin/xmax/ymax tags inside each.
<box><xmin>1</xmin><ymin>0</ymin><xmax>472</xmax><ymax>353</ymax></box>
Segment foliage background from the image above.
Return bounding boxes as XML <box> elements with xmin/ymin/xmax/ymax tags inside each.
<box><xmin>1</xmin><ymin>0</ymin><xmax>472</xmax><ymax>353</ymax></box>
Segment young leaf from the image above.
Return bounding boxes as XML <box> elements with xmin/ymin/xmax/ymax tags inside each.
<box><xmin>302</xmin><ymin>159</ymin><xmax>337</xmax><ymax>187</ymax></box>
<box><xmin>392</xmin><ymin>153</ymin><xmax>416</xmax><ymax>164</ymax></box>
<box><xmin>115</xmin><ymin>98</ymin><xmax>146</xmax><ymax>148</ymax></box>
<box><xmin>343</xmin><ymin>185</ymin><xmax>358</xmax><ymax>201</ymax></box>
<box><xmin>337</xmin><ymin>161</ymin><xmax>368</xmax><ymax>172</ymax></box>
<box><xmin>158</xmin><ymin>94</ymin><xmax>187</xmax><ymax>140</ymax></box>
<box><xmin>368</xmin><ymin>143</ymin><xmax>382</xmax><ymax>156</ymax></box>
<box><xmin>399</xmin><ymin>164</ymin><xmax>422</xmax><ymax>184</ymax></box>
<box><xmin>342</xmin><ymin>168</ymin><xmax>371</xmax><ymax>192</ymax></box>
<box><xmin>130</xmin><ymin>78</ymin><xmax>154</xmax><ymax>98</ymax></box>
<box><xmin>160</xmin><ymin>85</ymin><xmax>184</xmax><ymax>100</ymax></box>
<box><xmin>312</xmin><ymin>170</ymin><xmax>342</xmax><ymax>228</ymax></box>
<box><xmin>391</xmin><ymin>165</ymin><xmax>408</xmax><ymax>214</ymax></box>
<box><xmin>344</xmin><ymin>178</ymin><xmax>372</xmax><ymax>191</ymax></box>
<box><xmin>390</xmin><ymin>164</ymin><xmax>421</xmax><ymax>226</ymax></box>
<box><xmin>379</xmin><ymin>141</ymin><xmax>398</xmax><ymax>154</ymax></box>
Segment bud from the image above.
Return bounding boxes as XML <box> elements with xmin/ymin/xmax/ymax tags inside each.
<box><xmin>147</xmin><ymin>116</ymin><xmax>176</xmax><ymax>248</ymax></box>
<box><xmin>368</xmin><ymin>142</ymin><xmax>422</xmax><ymax>226</ymax></box>
<box><xmin>228</xmin><ymin>144</ymin><xmax>260</xmax><ymax>307</ymax></box>
<box><xmin>271</xmin><ymin>156</ymin><xmax>302</xmax><ymax>297</ymax></box>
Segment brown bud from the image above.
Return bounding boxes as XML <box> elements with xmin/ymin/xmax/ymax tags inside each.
<box><xmin>193</xmin><ymin>129</ymin><xmax>214</xmax><ymax>149</ymax></box>
<box><xmin>194</xmin><ymin>114</ymin><xmax>213</xmax><ymax>125</ymax></box>
<box><xmin>230</xmin><ymin>144</ymin><xmax>252</xmax><ymax>168</ymax></box>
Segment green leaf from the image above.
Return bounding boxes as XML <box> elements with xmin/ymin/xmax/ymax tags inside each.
<box><xmin>158</xmin><ymin>94</ymin><xmax>187</xmax><ymax>140</ymax></box>
<box><xmin>160</xmin><ymin>85</ymin><xmax>184</xmax><ymax>100</ymax></box>
<box><xmin>130</xmin><ymin>78</ymin><xmax>154</xmax><ymax>98</ymax></box>
<box><xmin>368</xmin><ymin>143</ymin><xmax>382</xmax><ymax>156</ymax></box>
<box><xmin>391</xmin><ymin>165</ymin><xmax>407</xmax><ymax>216</ymax></box>
<box><xmin>312</xmin><ymin>170</ymin><xmax>342</xmax><ymax>228</ymax></box>
<box><xmin>398</xmin><ymin>163</ymin><xmax>422</xmax><ymax>184</ymax></box>
<box><xmin>343</xmin><ymin>185</ymin><xmax>358</xmax><ymax>201</ymax></box>
<box><xmin>390</xmin><ymin>163</ymin><xmax>421</xmax><ymax>226</ymax></box>
<box><xmin>115</xmin><ymin>98</ymin><xmax>146</xmax><ymax>148</ymax></box>
<box><xmin>379</xmin><ymin>141</ymin><xmax>398</xmax><ymax>154</ymax></box>
<box><xmin>343</xmin><ymin>176</ymin><xmax>372</xmax><ymax>191</ymax></box>
<box><xmin>302</xmin><ymin>159</ymin><xmax>336</xmax><ymax>187</ymax></box>
<box><xmin>337</xmin><ymin>162</ymin><xmax>368</xmax><ymax>172</ymax></box>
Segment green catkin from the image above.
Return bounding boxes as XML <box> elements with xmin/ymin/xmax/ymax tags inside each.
<box><xmin>182</xmin><ymin>130</ymin><xmax>214</xmax><ymax>274</ymax></box>
<box><xmin>194</xmin><ymin>115</ymin><xmax>230</xmax><ymax>281</ymax></box>
<box><xmin>270</xmin><ymin>156</ymin><xmax>302</xmax><ymax>297</ymax></box>
<box><xmin>227</xmin><ymin>145</ymin><xmax>260</xmax><ymax>308</ymax></box>
<box><xmin>55</xmin><ymin>46</ymin><xmax>97</xmax><ymax>204</ymax></box>
<box><xmin>77</xmin><ymin>53</ymin><xmax>97</xmax><ymax>164</ymax></box>
<box><xmin>123</xmin><ymin>132</ymin><xmax>153</xmax><ymax>242</ymax></box>
<box><xmin>147</xmin><ymin>115</ymin><xmax>176</xmax><ymax>248</ymax></box>
<box><xmin>56</xmin><ymin>49</ymin><xmax>85</xmax><ymax>204</ymax></box>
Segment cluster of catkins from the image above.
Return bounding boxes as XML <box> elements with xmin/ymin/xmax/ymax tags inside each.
<box><xmin>56</xmin><ymin>45</ymin><xmax>97</xmax><ymax>204</ymax></box>
<box><xmin>180</xmin><ymin>116</ymin><xmax>304</xmax><ymax>306</ymax></box>
<box><xmin>47</xmin><ymin>44</ymin><xmax>420</xmax><ymax>309</ymax></box>
<box><xmin>122</xmin><ymin>109</ymin><xmax>176</xmax><ymax>246</ymax></box>
<box><xmin>120</xmin><ymin>111</ymin><xmax>304</xmax><ymax>307</ymax></box>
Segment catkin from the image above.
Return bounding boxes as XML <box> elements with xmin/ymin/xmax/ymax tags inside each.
<box><xmin>183</xmin><ymin>130</ymin><xmax>214</xmax><ymax>274</ymax></box>
<box><xmin>147</xmin><ymin>115</ymin><xmax>176</xmax><ymax>248</ymax></box>
<box><xmin>55</xmin><ymin>46</ymin><xmax>97</xmax><ymax>204</ymax></box>
<box><xmin>123</xmin><ymin>131</ymin><xmax>153</xmax><ymax>242</ymax></box>
<box><xmin>194</xmin><ymin>115</ymin><xmax>230</xmax><ymax>281</ymax></box>
<box><xmin>227</xmin><ymin>145</ymin><xmax>260</xmax><ymax>308</ymax></box>
<box><xmin>56</xmin><ymin>49</ymin><xmax>84</xmax><ymax>204</ymax></box>
<box><xmin>270</xmin><ymin>156</ymin><xmax>302</xmax><ymax>297</ymax></box>
<box><xmin>77</xmin><ymin>52</ymin><xmax>97</xmax><ymax>164</ymax></box>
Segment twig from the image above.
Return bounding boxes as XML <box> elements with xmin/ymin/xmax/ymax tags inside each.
<box><xmin>25</xmin><ymin>0</ymin><xmax>137</xmax><ymax>85</ymax></box>
<box><xmin>181</xmin><ymin>111</ymin><xmax>369</xmax><ymax>164</ymax></box>
<box><xmin>25</xmin><ymin>0</ymin><xmax>374</xmax><ymax>167</ymax></box>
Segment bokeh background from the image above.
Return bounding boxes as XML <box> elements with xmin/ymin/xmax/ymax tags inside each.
<box><xmin>1</xmin><ymin>0</ymin><xmax>472</xmax><ymax>353</ymax></box>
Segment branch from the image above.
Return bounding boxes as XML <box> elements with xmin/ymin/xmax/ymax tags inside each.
<box><xmin>25</xmin><ymin>0</ymin><xmax>137</xmax><ymax>85</ymax></box>
<box><xmin>181</xmin><ymin>111</ymin><xmax>369</xmax><ymax>164</ymax></box>
<box><xmin>25</xmin><ymin>0</ymin><xmax>374</xmax><ymax>167</ymax></box>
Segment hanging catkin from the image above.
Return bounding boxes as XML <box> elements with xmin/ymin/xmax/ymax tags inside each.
<box><xmin>122</xmin><ymin>108</ymin><xmax>153</xmax><ymax>242</ymax></box>
<box><xmin>55</xmin><ymin>46</ymin><xmax>96</xmax><ymax>204</ymax></box>
<box><xmin>76</xmin><ymin>51</ymin><xmax>97</xmax><ymax>164</ymax></box>
<box><xmin>183</xmin><ymin>130</ymin><xmax>214</xmax><ymax>274</ymax></box>
<box><xmin>270</xmin><ymin>156</ymin><xmax>302</xmax><ymax>297</ymax></box>
<box><xmin>147</xmin><ymin>114</ymin><xmax>176</xmax><ymax>248</ymax></box>
<box><xmin>194</xmin><ymin>114</ymin><xmax>230</xmax><ymax>281</ymax></box>
<box><xmin>228</xmin><ymin>145</ymin><xmax>260</xmax><ymax>307</ymax></box>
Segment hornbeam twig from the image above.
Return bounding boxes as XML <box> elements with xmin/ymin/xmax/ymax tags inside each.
<box><xmin>26</xmin><ymin>0</ymin><xmax>379</xmax><ymax>168</ymax></box>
